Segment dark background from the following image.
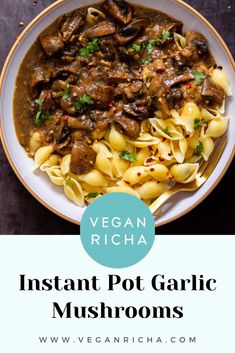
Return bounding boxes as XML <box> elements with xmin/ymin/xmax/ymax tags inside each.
<box><xmin>0</xmin><ymin>0</ymin><xmax>234</xmax><ymax>234</ymax></box>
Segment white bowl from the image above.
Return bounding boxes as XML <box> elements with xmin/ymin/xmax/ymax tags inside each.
<box><xmin>0</xmin><ymin>0</ymin><xmax>234</xmax><ymax>226</ymax></box>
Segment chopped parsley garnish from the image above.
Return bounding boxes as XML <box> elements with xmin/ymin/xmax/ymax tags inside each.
<box><xmin>141</xmin><ymin>31</ymin><xmax>171</xmax><ymax>54</ymax></box>
<box><xmin>74</xmin><ymin>94</ymin><xmax>94</xmax><ymax>111</ymax></box>
<box><xmin>61</xmin><ymin>82</ymin><xmax>70</xmax><ymax>100</ymax></box>
<box><xmin>139</xmin><ymin>58</ymin><xmax>151</xmax><ymax>65</ymax></box>
<box><xmin>194</xmin><ymin>118</ymin><xmax>208</xmax><ymax>130</ymax></box>
<box><xmin>159</xmin><ymin>31</ymin><xmax>171</xmax><ymax>41</ymax></box>
<box><xmin>119</xmin><ymin>150</ymin><xmax>137</xmax><ymax>162</ymax></box>
<box><xmin>34</xmin><ymin>99</ymin><xmax>43</xmax><ymax>109</ymax></box>
<box><xmin>85</xmin><ymin>192</ymin><xmax>99</xmax><ymax>199</ymax></box>
<box><xmin>194</xmin><ymin>118</ymin><xmax>201</xmax><ymax>130</ymax></box>
<box><xmin>192</xmin><ymin>71</ymin><xmax>206</xmax><ymax>85</ymax></box>
<box><xmin>162</xmin><ymin>127</ymin><xmax>171</xmax><ymax>136</ymax></box>
<box><xmin>34</xmin><ymin>99</ymin><xmax>51</xmax><ymax>127</ymax></box>
<box><xmin>195</xmin><ymin>141</ymin><xmax>204</xmax><ymax>156</ymax></box>
<box><xmin>65</xmin><ymin>177</ymin><xmax>72</xmax><ymax>187</ymax></box>
<box><xmin>79</xmin><ymin>38</ymin><xmax>100</xmax><ymax>56</ymax></box>
<box><xmin>131</xmin><ymin>43</ymin><xmax>141</xmax><ymax>52</ymax></box>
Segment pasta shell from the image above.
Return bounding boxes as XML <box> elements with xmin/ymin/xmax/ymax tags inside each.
<box><xmin>174</xmin><ymin>33</ymin><xmax>187</xmax><ymax>50</ymax></box>
<box><xmin>135</xmin><ymin>181</ymin><xmax>169</xmax><ymax>200</ymax></box>
<box><xmin>176</xmin><ymin>102</ymin><xmax>201</xmax><ymax>135</ymax></box>
<box><xmin>86</xmin><ymin>7</ymin><xmax>106</xmax><ymax>25</ymax></box>
<box><xmin>95</xmin><ymin>152</ymin><xmax>113</xmax><ymax>178</ymax></box>
<box><xmin>206</xmin><ymin>116</ymin><xmax>228</xmax><ymax>138</ymax></box>
<box><xmin>60</xmin><ymin>154</ymin><xmax>71</xmax><ymax>175</ymax></box>
<box><xmin>112</xmin><ymin>151</ymin><xmax>130</xmax><ymax>178</ymax></box>
<box><xmin>201</xmin><ymin>136</ymin><xmax>214</xmax><ymax>161</ymax></box>
<box><xmin>34</xmin><ymin>145</ymin><xmax>54</xmax><ymax>168</ymax></box>
<box><xmin>128</xmin><ymin>132</ymin><xmax>160</xmax><ymax>148</ymax></box>
<box><xmin>185</xmin><ymin>147</ymin><xmax>195</xmax><ymax>159</ymax></box>
<box><xmin>29</xmin><ymin>132</ymin><xmax>42</xmax><ymax>154</ymax></box>
<box><xmin>156</xmin><ymin>141</ymin><xmax>172</xmax><ymax>161</ymax></box>
<box><xmin>92</xmin><ymin>141</ymin><xmax>113</xmax><ymax>158</ymax></box>
<box><xmin>46</xmin><ymin>166</ymin><xmax>65</xmax><ymax>186</ymax></box>
<box><xmin>105</xmin><ymin>185</ymin><xmax>140</xmax><ymax>199</ymax></box>
<box><xmin>170</xmin><ymin>163</ymin><xmax>199</xmax><ymax>183</ymax></box>
<box><xmin>211</xmin><ymin>68</ymin><xmax>232</xmax><ymax>96</ymax></box>
<box><xmin>80</xmin><ymin>182</ymin><xmax>103</xmax><ymax>194</ymax></box>
<box><xmin>79</xmin><ymin>169</ymin><xmax>108</xmax><ymax>186</ymax></box>
<box><xmin>187</xmin><ymin>130</ymin><xmax>200</xmax><ymax>149</ymax></box>
<box><xmin>150</xmin><ymin>118</ymin><xmax>183</xmax><ymax>140</ymax></box>
<box><xmin>170</xmin><ymin>138</ymin><xmax>188</xmax><ymax>163</ymax></box>
<box><xmin>146</xmin><ymin>164</ymin><xmax>171</xmax><ymax>182</ymax></box>
<box><xmin>40</xmin><ymin>154</ymin><xmax>60</xmax><ymax>171</ymax></box>
<box><xmin>123</xmin><ymin>166</ymin><xmax>148</xmax><ymax>185</ymax></box>
<box><xmin>201</xmin><ymin>108</ymin><xmax>221</xmax><ymax>121</ymax></box>
<box><xmin>109</xmin><ymin>126</ymin><xmax>127</xmax><ymax>151</ymax></box>
<box><xmin>64</xmin><ymin>177</ymin><xmax>84</xmax><ymax>207</ymax></box>
<box><xmin>131</xmin><ymin>148</ymin><xmax>151</xmax><ymax>167</ymax></box>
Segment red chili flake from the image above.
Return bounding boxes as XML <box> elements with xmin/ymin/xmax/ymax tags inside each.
<box><xmin>124</xmin><ymin>180</ymin><xmax>130</xmax><ymax>185</ymax></box>
<box><xmin>137</xmin><ymin>172</ymin><xmax>142</xmax><ymax>177</ymax></box>
<box><xmin>148</xmin><ymin>146</ymin><xmax>153</xmax><ymax>151</ymax></box>
<box><xmin>186</xmin><ymin>82</ymin><xmax>192</xmax><ymax>89</ymax></box>
<box><xmin>185</xmin><ymin>134</ymin><xmax>190</xmax><ymax>138</ymax></box>
<box><xmin>162</xmin><ymin>137</ymin><xmax>166</xmax><ymax>142</ymax></box>
<box><xmin>152</xmin><ymin>127</ymin><xmax>156</xmax><ymax>132</ymax></box>
<box><xmin>213</xmin><ymin>64</ymin><xmax>217</xmax><ymax>69</ymax></box>
<box><xmin>63</xmin><ymin>115</ymin><xmax>69</xmax><ymax>122</ymax></box>
<box><xmin>168</xmin><ymin>152</ymin><xmax>172</xmax><ymax>156</ymax></box>
<box><xmin>108</xmin><ymin>102</ymin><xmax>114</xmax><ymax>108</ymax></box>
<box><xmin>150</xmin><ymin>168</ymin><xmax>155</xmax><ymax>172</ymax></box>
<box><xmin>159</xmin><ymin>157</ymin><xmax>165</xmax><ymax>162</ymax></box>
<box><xmin>218</xmin><ymin>66</ymin><xmax>223</xmax><ymax>70</ymax></box>
<box><xmin>146</xmin><ymin>157</ymin><xmax>154</xmax><ymax>163</ymax></box>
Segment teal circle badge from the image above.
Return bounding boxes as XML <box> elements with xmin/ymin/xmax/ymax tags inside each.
<box><xmin>80</xmin><ymin>193</ymin><xmax>155</xmax><ymax>268</ymax></box>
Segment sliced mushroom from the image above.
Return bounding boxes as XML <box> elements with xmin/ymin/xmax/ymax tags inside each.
<box><xmin>114</xmin><ymin>112</ymin><xmax>141</xmax><ymax>139</ymax></box>
<box><xmin>115</xmin><ymin>18</ymin><xmax>150</xmax><ymax>45</ymax></box>
<box><xmin>61</xmin><ymin>10</ymin><xmax>85</xmax><ymax>41</ymax></box>
<box><xmin>31</xmin><ymin>66</ymin><xmax>55</xmax><ymax>88</ymax></box>
<box><xmin>67</xmin><ymin>116</ymin><xmax>94</xmax><ymax>130</ymax></box>
<box><xmin>102</xmin><ymin>0</ymin><xmax>133</xmax><ymax>25</ymax></box>
<box><xmin>56</xmin><ymin>127</ymin><xmax>71</xmax><ymax>144</ymax></box>
<box><xmin>164</xmin><ymin>73</ymin><xmax>194</xmax><ymax>87</ymax></box>
<box><xmin>57</xmin><ymin>61</ymin><xmax>80</xmax><ymax>75</ymax></box>
<box><xmin>123</xmin><ymin>104</ymin><xmax>149</xmax><ymax>120</ymax></box>
<box><xmin>149</xmin><ymin>76</ymin><xmax>167</xmax><ymax>98</ymax></box>
<box><xmin>86</xmin><ymin>84</ymin><xmax>114</xmax><ymax>104</ymax></box>
<box><xmin>82</xmin><ymin>21</ymin><xmax>116</xmax><ymax>38</ymax></box>
<box><xmin>185</xmin><ymin>32</ymin><xmax>209</xmax><ymax>58</ymax></box>
<box><xmin>201</xmin><ymin>76</ymin><xmax>225</xmax><ymax>106</ymax></box>
<box><xmin>38</xmin><ymin>89</ymin><xmax>54</xmax><ymax>111</ymax></box>
<box><xmin>70</xmin><ymin>140</ymin><xmax>96</xmax><ymax>175</ymax></box>
<box><xmin>40</xmin><ymin>35</ymin><xmax>64</xmax><ymax>57</ymax></box>
<box><xmin>60</xmin><ymin>86</ymin><xmax>85</xmax><ymax>115</ymax></box>
<box><xmin>158</xmin><ymin>97</ymin><xmax>171</xmax><ymax>119</ymax></box>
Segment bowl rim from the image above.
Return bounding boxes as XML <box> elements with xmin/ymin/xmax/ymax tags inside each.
<box><xmin>0</xmin><ymin>0</ymin><xmax>234</xmax><ymax>228</ymax></box>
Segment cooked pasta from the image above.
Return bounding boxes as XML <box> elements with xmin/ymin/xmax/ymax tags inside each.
<box><xmin>12</xmin><ymin>0</ymin><xmax>231</xmax><ymax>207</ymax></box>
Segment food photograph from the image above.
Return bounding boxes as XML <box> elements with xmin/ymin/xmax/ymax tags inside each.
<box><xmin>0</xmin><ymin>0</ymin><xmax>234</xmax><ymax>234</ymax></box>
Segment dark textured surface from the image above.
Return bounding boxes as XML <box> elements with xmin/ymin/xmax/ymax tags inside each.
<box><xmin>0</xmin><ymin>0</ymin><xmax>234</xmax><ymax>235</ymax></box>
